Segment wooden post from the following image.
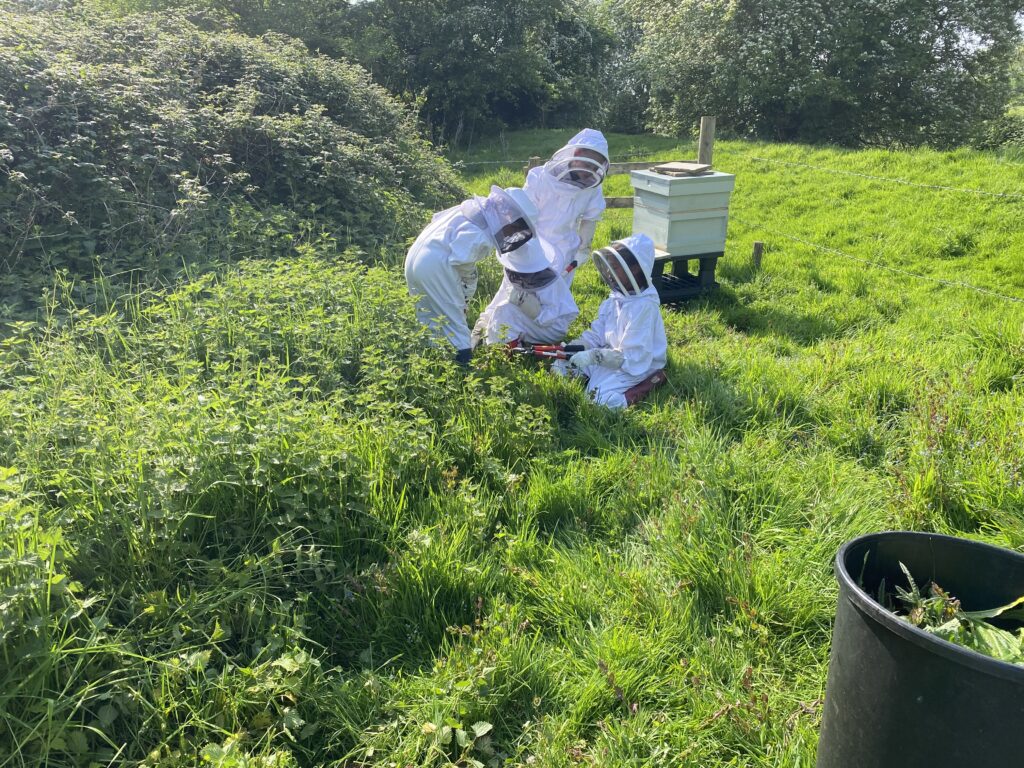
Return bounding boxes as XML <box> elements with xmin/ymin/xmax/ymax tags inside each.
<box><xmin>752</xmin><ymin>241</ymin><xmax>764</xmax><ymax>270</ymax></box>
<box><xmin>524</xmin><ymin>156</ymin><xmax>542</xmax><ymax>174</ymax></box>
<box><xmin>698</xmin><ymin>116</ymin><xmax>716</xmax><ymax>167</ymax></box>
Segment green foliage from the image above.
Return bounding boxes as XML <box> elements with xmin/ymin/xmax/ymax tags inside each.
<box><xmin>0</xmin><ymin>5</ymin><xmax>462</xmax><ymax>316</ymax></box>
<box><xmin>345</xmin><ymin>0</ymin><xmax>616</xmax><ymax>144</ymax></box>
<box><xmin>0</xmin><ymin>250</ymin><xmax>559</xmax><ymax>765</ymax></box>
<box><xmin>631</xmin><ymin>0</ymin><xmax>1023</xmax><ymax>146</ymax></box>
<box><xmin>1010</xmin><ymin>44</ymin><xmax>1024</xmax><ymax>106</ymax></box>
<box><xmin>4</xmin><ymin>129</ymin><xmax>1024</xmax><ymax>765</ymax></box>
<box><xmin>892</xmin><ymin>564</ymin><xmax>1024</xmax><ymax>665</ymax></box>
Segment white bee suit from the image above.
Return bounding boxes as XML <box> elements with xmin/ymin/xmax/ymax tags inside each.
<box><xmin>405</xmin><ymin>186</ymin><xmax>538</xmax><ymax>357</ymax></box>
<box><xmin>524</xmin><ymin>129</ymin><xmax>608</xmax><ymax>279</ymax></box>
<box><xmin>404</xmin><ymin>206</ymin><xmax>494</xmax><ymax>351</ymax></box>
<box><xmin>475</xmin><ymin>238</ymin><xmax>579</xmax><ymax>345</ymax></box>
<box><xmin>571</xmin><ymin>235</ymin><xmax>667</xmax><ymax>409</ymax></box>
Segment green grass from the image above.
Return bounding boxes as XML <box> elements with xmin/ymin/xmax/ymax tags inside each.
<box><xmin>2</xmin><ymin>131</ymin><xmax>1023</xmax><ymax>766</ymax></box>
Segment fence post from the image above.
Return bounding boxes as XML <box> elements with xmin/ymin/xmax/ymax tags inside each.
<box><xmin>698</xmin><ymin>116</ymin><xmax>716</xmax><ymax>167</ymax></box>
<box><xmin>524</xmin><ymin>156</ymin><xmax>542</xmax><ymax>174</ymax></box>
<box><xmin>752</xmin><ymin>241</ymin><xmax>764</xmax><ymax>270</ymax></box>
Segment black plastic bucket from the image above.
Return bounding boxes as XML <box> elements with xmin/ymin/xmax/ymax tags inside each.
<box><xmin>816</xmin><ymin>531</ymin><xmax>1024</xmax><ymax>768</ymax></box>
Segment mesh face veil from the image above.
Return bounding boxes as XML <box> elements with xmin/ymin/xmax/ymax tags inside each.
<box><xmin>592</xmin><ymin>242</ymin><xmax>650</xmax><ymax>295</ymax></box>
<box><xmin>482</xmin><ymin>188</ymin><xmax>535</xmax><ymax>253</ymax></box>
<box><xmin>504</xmin><ymin>266</ymin><xmax>558</xmax><ymax>291</ymax></box>
<box><xmin>548</xmin><ymin>146</ymin><xmax>609</xmax><ymax>190</ymax></box>
<box><xmin>494</xmin><ymin>217</ymin><xmax>532</xmax><ymax>254</ymax></box>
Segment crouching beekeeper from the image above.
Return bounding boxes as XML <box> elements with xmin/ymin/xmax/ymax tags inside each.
<box><xmin>471</xmin><ymin>236</ymin><xmax>579</xmax><ymax>346</ymax></box>
<box><xmin>555</xmin><ymin>234</ymin><xmax>668</xmax><ymax>409</ymax></box>
<box><xmin>405</xmin><ymin>186</ymin><xmax>538</xmax><ymax>364</ymax></box>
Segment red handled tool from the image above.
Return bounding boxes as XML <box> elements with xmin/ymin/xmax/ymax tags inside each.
<box><xmin>508</xmin><ymin>341</ymin><xmax>584</xmax><ymax>360</ymax></box>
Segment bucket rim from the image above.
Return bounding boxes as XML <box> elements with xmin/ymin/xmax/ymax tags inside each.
<box><xmin>836</xmin><ymin>530</ymin><xmax>1024</xmax><ymax>682</ymax></box>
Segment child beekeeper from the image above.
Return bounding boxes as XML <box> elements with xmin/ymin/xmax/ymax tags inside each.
<box><xmin>471</xmin><ymin>236</ymin><xmax>579</xmax><ymax>346</ymax></box>
<box><xmin>405</xmin><ymin>185</ymin><xmax>538</xmax><ymax>364</ymax></box>
<box><xmin>555</xmin><ymin>234</ymin><xmax>668</xmax><ymax>408</ymax></box>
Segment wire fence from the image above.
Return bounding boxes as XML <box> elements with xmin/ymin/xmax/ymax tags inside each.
<box><xmin>455</xmin><ymin>148</ymin><xmax>668</xmax><ymax>168</ymax></box>
<box><xmin>731</xmin><ymin>215</ymin><xmax>1024</xmax><ymax>306</ymax></box>
<box><xmin>451</xmin><ymin>143</ymin><xmax>1024</xmax><ymax>306</ymax></box>
<box><xmin>456</xmin><ymin>149</ymin><xmax>1024</xmax><ymax>202</ymax></box>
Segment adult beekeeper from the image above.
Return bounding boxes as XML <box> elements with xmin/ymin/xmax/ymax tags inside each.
<box><xmin>554</xmin><ymin>234</ymin><xmax>668</xmax><ymax>409</ymax></box>
<box><xmin>471</xmin><ymin>236</ymin><xmax>578</xmax><ymax>346</ymax></box>
<box><xmin>524</xmin><ymin>129</ymin><xmax>609</xmax><ymax>280</ymax></box>
<box><xmin>405</xmin><ymin>186</ymin><xmax>538</xmax><ymax>364</ymax></box>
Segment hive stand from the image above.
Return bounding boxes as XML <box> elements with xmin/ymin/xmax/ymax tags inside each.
<box><xmin>651</xmin><ymin>248</ymin><xmax>722</xmax><ymax>303</ymax></box>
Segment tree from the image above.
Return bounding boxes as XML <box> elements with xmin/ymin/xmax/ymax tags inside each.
<box><xmin>632</xmin><ymin>0</ymin><xmax>1024</xmax><ymax>146</ymax></box>
<box><xmin>345</xmin><ymin>0</ymin><xmax>614</xmax><ymax>145</ymax></box>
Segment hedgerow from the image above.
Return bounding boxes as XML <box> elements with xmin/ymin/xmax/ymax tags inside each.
<box><xmin>0</xmin><ymin>5</ymin><xmax>462</xmax><ymax>315</ymax></box>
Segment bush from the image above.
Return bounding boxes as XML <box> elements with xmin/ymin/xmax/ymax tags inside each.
<box><xmin>973</xmin><ymin>111</ymin><xmax>1024</xmax><ymax>150</ymax></box>
<box><xmin>0</xmin><ymin>5</ymin><xmax>462</xmax><ymax>316</ymax></box>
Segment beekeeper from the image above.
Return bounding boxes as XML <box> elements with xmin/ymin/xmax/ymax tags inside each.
<box><xmin>557</xmin><ymin>234</ymin><xmax>668</xmax><ymax>409</ymax></box>
<box><xmin>471</xmin><ymin>236</ymin><xmax>578</xmax><ymax>346</ymax></box>
<box><xmin>524</xmin><ymin>128</ymin><xmax>609</xmax><ymax>281</ymax></box>
<box><xmin>405</xmin><ymin>185</ymin><xmax>538</xmax><ymax>364</ymax></box>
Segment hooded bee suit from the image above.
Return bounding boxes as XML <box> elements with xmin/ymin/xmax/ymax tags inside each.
<box><xmin>473</xmin><ymin>237</ymin><xmax>579</xmax><ymax>346</ymax></box>
<box><xmin>524</xmin><ymin>129</ymin><xmax>609</xmax><ymax>281</ymax></box>
<box><xmin>405</xmin><ymin>186</ymin><xmax>537</xmax><ymax>362</ymax></box>
<box><xmin>566</xmin><ymin>234</ymin><xmax>668</xmax><ymax>409</ymax></box>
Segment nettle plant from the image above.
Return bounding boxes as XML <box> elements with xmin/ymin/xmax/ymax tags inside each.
<box><xmin>0</xmin><ymin>251</ymin><xmax>569</xmax><ymax>765</ymax></box>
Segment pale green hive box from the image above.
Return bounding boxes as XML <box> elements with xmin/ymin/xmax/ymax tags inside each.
<box><xmin>630</xmin><ymin>170</ymin><xmax>736</xmax><ymax>256</ymax></box>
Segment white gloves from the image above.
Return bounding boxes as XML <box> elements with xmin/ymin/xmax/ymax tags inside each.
<box><xmin>570</xmin><ymin>347</ymin><xmax>624</xmax><ymax>371</ymax></box>
<box><xmin>509</xmin><ymin>286</ymin><xmax>543</xmax><ymax>320</ymax></box>
<box><xmin>454</xmin><ymin>264</ymin><xmax>479</xmax><ymax>308</ymax></box>
<box><xmin>578</xmin><ymin>219</ymin><xmax>598</xmax><ymax>256</ymax></box>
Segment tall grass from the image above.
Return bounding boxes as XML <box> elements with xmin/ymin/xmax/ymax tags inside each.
<box><xmin>1</xmin><ymin>133</ymin><xmax>1023</xmax><ymax>765</ymax></box>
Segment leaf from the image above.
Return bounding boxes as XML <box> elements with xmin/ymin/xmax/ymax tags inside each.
<box><xmin>272</xmin><ymin>654</ymin><xmax>302</xmax><ymax>673</ymax></box>
<box><xmin>970</xmin><ymin>622</ymin><xmax>1024</xmax><ymax>664</ymax></box>
<box><xmin>471</xmin><ymin>721</ymin><xmax>493</xmax><ymax>738</ymax></box>
<box><xmin>281</xmin><ymin>707</ymin><xmax>305</xmax><ymax>730</ymax></box>
<box><xmin>456</xmin><ymin>728</ymin><xmax>471</xmax><ymax>748</ymax></box>
<box><xmin>97</xmin><ymin>704</ymin><xmax>118</xmax><ymax>727</ymax></box>
<box><xmin>963</xmin><ymin>595</ymin><xmax>1024</xmax><ymax>621</ymax></box>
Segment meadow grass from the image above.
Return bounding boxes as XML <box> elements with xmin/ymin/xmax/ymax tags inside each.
<box><xmin>1</xmin><ymin>132</ymin><xmax>1023</xmax><ymax>766</ymax></box>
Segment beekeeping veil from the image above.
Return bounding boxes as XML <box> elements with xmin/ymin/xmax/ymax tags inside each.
<box><xmin>499</xmin><ymin>237</ymin><xmax>560</xmax><ymax>291</ymax></box>
<box><xmin>546</xmin><ymin>129</ymin><xmax>610</xmax><ymax>190</ymax></box>
<box><xmin>592</xmin><ymin>234</ymin><xmax>656</xmax><ymax>296</ymax></box>
<box><xmin>460</xmin><ymin>186</ymin><xmax>538</xmax><ymax>254</ymax></box>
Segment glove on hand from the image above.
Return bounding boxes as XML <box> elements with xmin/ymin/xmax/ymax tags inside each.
<box><xmin>509</xmin><ymin>286</ymin><xmax>543</xmax><ymax>320</ymax></box>
<box><xmin>572</xmin><ymin>248</ymin><xmax>591</xmax><ymax>268</ymax></box>
<box><xmin>570</xmin><ymin>347</ymin><xmax>624</xmax><ymax>371</ymax></box>
<box><xmin>455</xmin><ymin>264</ymin><xmax>479</xmax><ymax>306</ymax></box>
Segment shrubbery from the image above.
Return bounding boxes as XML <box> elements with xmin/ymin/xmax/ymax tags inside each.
<box><xmin>0</xmin><ymin>5</ymin><xmax>462</xmax><ymax>315</ymax></box>
<box><xmin>974</xmin><ymin>112</ymin><xmax>1024</xmax><ymax>150</ymax></box>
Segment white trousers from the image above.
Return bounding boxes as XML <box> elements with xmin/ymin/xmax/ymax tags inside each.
<box><xmin>581</xmin><ymin>365</ymin><xmax>652</xmax><ymax>410</ymax></box>
<box><xmin>405</xmin><ymin>242</ymin><xmax>471</xmax><ymax>350</ymax></box>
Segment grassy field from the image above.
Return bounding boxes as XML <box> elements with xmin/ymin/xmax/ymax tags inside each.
<box><xmin>2</xmin><ymin>131</ymin><xmax>1023</xmax><ymax>766</ymax></box>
